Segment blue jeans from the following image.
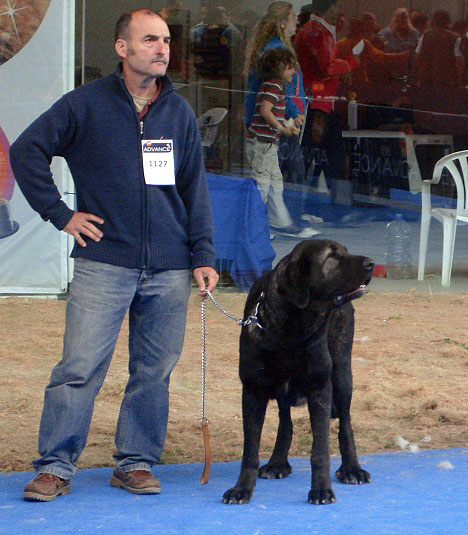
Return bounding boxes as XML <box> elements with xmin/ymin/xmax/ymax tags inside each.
<box><xmin>33</xmin><ymin>259</ymin><xmax>192</xmax><ymax>479</ymax></box>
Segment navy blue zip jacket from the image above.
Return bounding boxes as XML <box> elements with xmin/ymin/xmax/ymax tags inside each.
<box><xmin>9</xmin><ymin>67</ymin><xmax>215</xmax><ymax>271</ymax></box>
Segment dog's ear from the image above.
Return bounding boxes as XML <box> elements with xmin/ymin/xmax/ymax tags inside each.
<box><xmin>276</xmin><ymin>259</ymin><xmax>310</xmax><ymax>308</ymax></box>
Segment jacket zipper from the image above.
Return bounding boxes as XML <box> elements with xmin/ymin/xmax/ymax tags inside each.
<box><xmin>140</xmin><ymin>119</ymin><xmax>150</xmax><ymax>268</ymax></box>
<box><xmin>117</xmin><ymin>72</ymin><xmax>174</xmax><ymax>268</ymax></box>
<box><xmin>138</xmin><ymin>93</ymin><xmax>172</xmax><ymax>269</ymax></box>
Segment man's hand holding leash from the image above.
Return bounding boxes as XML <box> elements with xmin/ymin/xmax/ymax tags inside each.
<box><xmin>193</xmin><ymin>267</ymin><xmax>219</xmax><ymax>299</ymax></box>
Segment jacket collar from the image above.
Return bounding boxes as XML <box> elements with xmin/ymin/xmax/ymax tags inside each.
<box><xmin>309</xmin><ymin>14</ymin><xmax>336</xmax><ymax>40</ymax></box>
<box><xmin>114</xmin><ymin>63</ymin><xmax>175</xmax><ymax>100</ymax></box>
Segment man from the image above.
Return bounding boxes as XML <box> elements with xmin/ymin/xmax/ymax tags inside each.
<box><xmin>295</xmin><ymin>2</ymin><xmax>357</xmax><ymax>206</ymax></box>
<box><xmin>416</xmin><ymin>10</ymin><xmax>464</xmax><ymax>88</ymax></box>
<box><xmin>9</xmin><ymin>8</ymin><xmax>218</xmax><ymax>502</ymax></box>
<box><xmin>190</xmin><ymin>6</ymin><xmax>241</xmax><ymax>78</ymax></box>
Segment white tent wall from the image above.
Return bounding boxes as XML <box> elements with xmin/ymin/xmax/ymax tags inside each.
<box><xmin>0</xmin><ymin>0</ymin><xmax>75</xmax><ymax>294</ymax></box>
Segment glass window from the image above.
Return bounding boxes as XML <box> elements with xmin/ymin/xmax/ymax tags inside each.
<box><xmin>76</xmin><ymin>1</ymin><xmax>468</xmax><ymax>292</ymax></box>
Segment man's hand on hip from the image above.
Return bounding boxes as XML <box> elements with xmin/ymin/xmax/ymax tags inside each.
<box><xmin>193</xmin><ymin>267</ymin><xmax>219</xmax><ymax>298</ymax></box>
<box><xmin>63</xmin><ymin>212</ymin><xmax>104</xmax><ymax>247</ymax></box>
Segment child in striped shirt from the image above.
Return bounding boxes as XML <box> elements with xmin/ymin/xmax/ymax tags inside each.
<box><xmin>248</xmin><ymin>47</ymin><xmax>318</xmax><ymax>238</ymax></box>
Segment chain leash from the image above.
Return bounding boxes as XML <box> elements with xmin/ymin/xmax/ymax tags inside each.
<box><xmin>199</xmin><ymin>289</ymin><xmax>264</xmax><ymax>485</ymax></box>
<box><xmin>203</xmin><ymin>289</ymin><xmax>245</xmax><ymax>325</ymax></box>
<box><xmin>201</xmin><ymin>297</ymin><xmax>207</xmax><ymax>421</ymax></box>
<box><xmin>204</xmin><ymin>289</ymin><xmax>264</xmax><ymax>329</ymax></box>
<box><xmin>200</xmin><ymin>289</ymin><xmax>239</xmax><ymax>433</ymax></box>
<box><xmin>199</xmin><ymin>289</ymin><xmax>238</xmax><ymax>485</ymax></box>
<box><xmin>199</xmin><ymin>289</ymin><xmax>264</xmax><ymax>424</ymax></box>
<box><xmin>199</xmin><ymin>296</ymin><xmax>210</xmax><ymax>484</ymax></box>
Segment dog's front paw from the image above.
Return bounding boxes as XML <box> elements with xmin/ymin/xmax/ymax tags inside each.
<box><xmin>258</xmin><ymin>461</ymin><xmax>292</xmax><ymax>480</ymax></box>
<box><xmin>222</xmin><ymin>487</ymin><xmax>253</xmax><ymax>505</ymax></box>
<box><xmin>307</xmin><ymin>488</ymin><xmax>336</xmax><ymax>505</ymax></box>
<box><xmin>335</xmin><ymin>465</ymin><xmax>371</xmax><ymax>484</ymax></box>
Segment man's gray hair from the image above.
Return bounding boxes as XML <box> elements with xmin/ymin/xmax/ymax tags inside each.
<box><xmin>114</xmin><ymin>8</ymin><xmax>163</xmax><ymax>42</ymax></box>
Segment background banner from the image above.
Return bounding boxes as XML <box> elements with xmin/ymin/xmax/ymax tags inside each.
<box><xmin>0</xmin><ymin>0</ymin><xmax>73</xmax><ymax>293</ymax></box>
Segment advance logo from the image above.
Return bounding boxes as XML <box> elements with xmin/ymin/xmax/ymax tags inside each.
<box><xmin>143</xmin><ymin>141</ymin><xmax>172</xmax><ymax>153</ymax></box>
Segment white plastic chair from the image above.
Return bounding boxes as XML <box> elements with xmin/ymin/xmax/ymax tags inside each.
<box><xmin>418</xmin><ymin>149</ymin><xmax>468</xmax><ymax>286</ymax></box>
<box><xmin>196</xmin><ymin>107</ymin><xmax>227</xmax><ymax>150</ymax></box>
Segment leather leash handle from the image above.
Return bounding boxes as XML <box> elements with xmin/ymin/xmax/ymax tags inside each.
<box><xmin>200</xmin><ymin>418</ymin><xmax>211</xmax><ymax>484</ymax></box>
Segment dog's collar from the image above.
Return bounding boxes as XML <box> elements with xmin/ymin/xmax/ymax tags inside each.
<box><xmin>245</xmin><ymin>285</ymin><xmax>367</xmax><ymax>327</ymax></box>
<box><xmin>242</xmin><ymin>292</ymin><xmax>266</xmax><ymax>331</ymax></box>
<box><xmin>332</xmin><ymin>285</ymin><xmax>368</xmax><ymax>307</ymax></box>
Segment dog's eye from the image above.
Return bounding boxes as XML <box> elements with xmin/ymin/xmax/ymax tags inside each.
<box><xmin>326</xmin><ymin>250</ymin><xmax>341</xmax><ymax>260</ymax></box>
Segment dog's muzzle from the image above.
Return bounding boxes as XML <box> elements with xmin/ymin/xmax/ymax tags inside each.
<box><xmin>333</xmin><ymin>284</ymin><xmax>368</xmax><ymax>307</ymax></box>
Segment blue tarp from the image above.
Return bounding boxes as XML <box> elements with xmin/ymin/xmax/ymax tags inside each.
<box><xmin>207</xmin><ymin>173</ymin><xmax>275</xmax><ymax>291</ymax></box>
<box><xmin>0</xmin><ymin>449</ymin><xmax>466</xmax><ymax>534</ymax></box>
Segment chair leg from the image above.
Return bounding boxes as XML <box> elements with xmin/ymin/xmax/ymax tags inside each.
<box><xmin>441</xmin><ymin>217</ymin><xmax>457</xmax><ymax>287</ymax></box>
<box><xmin>418</xmin><ymin>213</ymin><xmax>431</xmax><ymax>281</ymax></box>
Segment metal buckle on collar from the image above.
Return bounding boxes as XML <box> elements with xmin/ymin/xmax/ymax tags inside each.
<box><xmin>242</xmin><ymin>293</ymin><xmax>265</xmax><ymax>330</ymax></box>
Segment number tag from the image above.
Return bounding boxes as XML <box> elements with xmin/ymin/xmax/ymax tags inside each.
<box><xmin>141</xmin><ymin>139</ymin><xmax>175</xmax><ymax>185</ymax></box>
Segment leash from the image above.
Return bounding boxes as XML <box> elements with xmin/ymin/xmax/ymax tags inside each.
<box><xmin>198</xmin><ymin>289</ymin><xmax>264</xmax><ymax>484</ymax></box>
<box><xmin>199</xmin><ymin>296</ymin><xmax>211</xmax><ymax>484</ymax></box>
<box><xmin>204</xmin><ymin>289</ymin><xmax>265</xmax><ymax>329</ymax></box>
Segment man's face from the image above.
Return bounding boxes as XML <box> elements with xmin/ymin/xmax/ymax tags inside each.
<box><xmin>324</xmin><ymin>6</ymin><xmax>341</xmax><ymax>26</ymax></box>
<box><xmin>362</xmin><ymin>15</ymin><xmax>377</xmax><ymax>33</ymax></box>
<box><xmin>396</xmin><ymin>11</ymin><xmax>410</xmax><ymax>30</ymax></box>
<box><xmin>116</xmin><ymin>12</ymin><xmax>171</xmax><ymax>80</ymax></box>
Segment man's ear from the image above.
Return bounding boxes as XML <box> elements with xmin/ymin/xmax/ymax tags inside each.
<box><xmin>115</xmin><ymin>38</ymin><xmax>127</xmax><ymax>59</ymax></box>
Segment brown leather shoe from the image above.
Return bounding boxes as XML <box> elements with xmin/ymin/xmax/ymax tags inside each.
<box><xmin>109</xmin><ymin>468</ymin><xmax>161</xmax><ymax>495</ymax></box>
<box><xmin>23</xmin><ymin>473</ymin><xmax>71</xmax><ymax>502</ymax></box>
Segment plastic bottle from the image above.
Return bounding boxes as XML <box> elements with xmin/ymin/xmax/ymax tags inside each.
<box><xmin>348</xmin><ymin>92</ymin><xmax>358</xmax><ymax>130</ymax></box>
<box><xmin>384</xmin><ymin>214</ymin><xmax>412</xmax><ymax>279</ymax></box>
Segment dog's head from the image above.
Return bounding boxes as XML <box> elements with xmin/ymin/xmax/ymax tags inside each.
<box><xmin>274</xmin><ymin>239</ymin><xmax>374</xmax><ymax>308</ymax></box>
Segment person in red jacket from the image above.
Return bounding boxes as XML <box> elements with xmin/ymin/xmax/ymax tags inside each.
<box><xmin>295</xmin><ymin>2</ymin><xmax>357</xmax><ymax>205</ymax></box>
<box><xmin>336</xmin><ymin>17</ymin><xmax>409</xmax><ymax>85</ymax></box>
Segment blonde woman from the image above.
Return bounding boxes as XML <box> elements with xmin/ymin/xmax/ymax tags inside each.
<box><xmin>244</xmin><ymin>2</ymin><xmax>318</xmax><ymax>238</ymax></box>
<box><xmin>378</xmin><ymin>8</ymin><xmax>420</xmax><ymax>53</ymax></box>
<box><xmin>244</xmin><ymin>1</ymin><xmax>305</xmax><ymax>127</ymax></box>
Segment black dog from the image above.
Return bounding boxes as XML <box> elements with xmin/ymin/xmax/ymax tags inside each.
<box><xmin>223</xmin><ymin>239</ymin><xmax>374</xmax><ymax>505</ymax></box>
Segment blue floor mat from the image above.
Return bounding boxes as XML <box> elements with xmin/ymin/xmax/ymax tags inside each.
<box><xmin>0</xmin><ymin>449</ymin><xmax>466</xmax><ymax>534</ymax></box>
